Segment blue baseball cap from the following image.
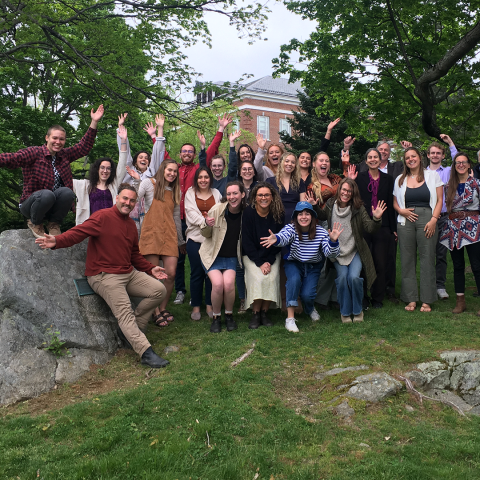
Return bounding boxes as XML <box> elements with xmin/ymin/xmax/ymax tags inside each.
<box><xmin>291</xmin><ymin>201</ymin><xmax>317</xmax><ymax>220</ymax></box>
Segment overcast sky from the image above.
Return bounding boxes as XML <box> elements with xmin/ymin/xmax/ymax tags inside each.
<box><xmin>182</xmin><ymin>1</ymin><xmax>316</xmax><ymax>86</ymax></box>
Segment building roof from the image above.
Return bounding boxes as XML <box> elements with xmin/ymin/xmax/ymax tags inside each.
<box><xmin>242</xmin><ymin>76</ymin><xmax>303</xmax><ymax>97</ymax></box>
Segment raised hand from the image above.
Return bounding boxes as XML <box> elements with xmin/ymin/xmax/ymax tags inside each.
<box><xmin>90</xmin><ymin>105</ymin><xmax>104</xmax><ymax>128</ymax></box>
<box><xmin>400</xmin><ymin>140</ymin><xmax>412</xmax><ymax>149</ymax></box>
<box><xmin>343</xmin><ymin>135</ymin><xmax>356</xmax><ymax>151</ymax></box>
<box><xmin>126</xmin><ymin>165</ymin><xmax>140</xmax><ymax>180</ymax></box>
<box><xmin>205</xmin><ymin>216</ymin><xmax>215</xmax><ymax>227</ymax></box>
<box><xmin>327</xmin><ymin>118</ymin><xmax>341</xmax><ymax>133</ymax></box>
<box><xmin>143</xmin><ymin>122</ymin><xmax>156</xmax><ymax>137</ymax></box>
<box><xmin>305</xmin><ymin>190</ymin><xmax>318</xmax><ymax>205</ymax></box>
<box><xmin>256</xmin><ymin>133</ymin><xmax>267</xmax><ymax>150</ymax></box>
<box><xmin>197</xmin><ymin>130</ymin><xmax>206</xmax><ymax>150</ymax></box>
<box><xmin>260</xmin><ymin>229</ymin><xmax>278</xmax><ymax>248</ymax></box>
<box><xmin>218</xmin><ymin>114</ymin><xmax>233</xmax><ymax>131</ymax></box>
<box><xmin>155</xmin><ymin>114</ymin><xmax>165</xmax><ymax>127</ymax></box>
<box><xmin>328</xmin><ymin>222</ymin><xmax>343</xmax><ymax>242</ymax></box>
<box><xmin>35</xmin><ymin>234</ymin><xmax>56</xmax><ymax>249</ymax></box>
<box><xmin>118</xmin><ymin>113</ymin><xmax>128</xmax><ymax>127</ymax></box>
<box><xmin>346</xmin><ymin>163</ymin><xmax>358</xmax><ymax>180</ymax></box>
<box><xmin>229</xmin><ymin>130</ymin><xmax>242</xmax><ymax>145</ymax></box>
<box><xmin>118</xmin><ymin>125</ymin><xmax>128</xmax><ymax>142</ymax></box>
<box><xmin>372</xmin><ymin>200</ymin><xmax>387</xmax><ymax>219</ymax></box>
<box><xmin>152</xmin><ymin>266</ymin><xmax>168</xmax><ymax>280</ymax></box>
<box><xmin>439</xmin><ymin>133</ymin><xmax>454</xmax><ymax>146</ymax></box>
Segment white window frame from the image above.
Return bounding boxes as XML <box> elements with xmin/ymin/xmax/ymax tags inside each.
<box><xmin>279</xmin><ymin>118</ymin><xmax>291</xmax><ymax>136</ymax></box>
<box><xmin>257</xmin><ymin>115</ymin><xmax>270</xmax><ymax>141</ymax></box>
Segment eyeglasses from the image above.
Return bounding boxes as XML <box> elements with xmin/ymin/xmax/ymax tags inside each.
<box><xmin>257</xmin><ymin>193</ymin><xmax>272</xmax><ymax>198</ymax></box>
<box><xmin>181</xmin><ymin>149</ymin><xmax>194</xmax><ymax>154</ymax></box>
<box><xmin>456</xmin><ymin>161</ymin><xmax>469</xmax><ymax>166</ymax></box>
<box><xmin>99</xmin><ymin>167</ymin><xmax>112</xmax><ymax>171</ymax></box>
<box><xmin>340</xmin><ymin>189</ymin><xmax>352</xmax><ymax>195</ymax></box>
<box><xmin>241</xmin><ymin>168</ymin><xmax>254</xmax><ymax>172</ymax></box>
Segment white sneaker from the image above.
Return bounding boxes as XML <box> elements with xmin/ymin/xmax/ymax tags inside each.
<box><xmin>437</xmin><ymin>288</ymin><xmax>449</xmax><ymax>299</ymax></box>
<box><xmin>174</xmin><ymin>291</ymin><xmax>185</xmax><ymax>305</ymax></box>
<box><xmin>310</xmin><ymin>308</ymin><xmax>320</xmax><ymax>322</ymax></box>
<box><xmin>285</xmin><ymin>318</ymin><xmax>299</xmax><ymax>333</ymax></box>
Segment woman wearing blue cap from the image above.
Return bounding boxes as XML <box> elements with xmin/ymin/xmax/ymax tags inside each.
<box><xmin>261</xmin><ymin>202</ymin><xmax>343</xmax><ymax>332</ymax></box>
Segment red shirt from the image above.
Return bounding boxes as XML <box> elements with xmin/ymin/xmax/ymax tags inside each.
<box><xmin>55</xmin><ymin>205</ymin><xmax>155</xmax><ymax>277</ymax></box>
<box><xmin>0</xmin><ymin>128</ymin><xmax>97</xmax><ymax>204</ymax></box>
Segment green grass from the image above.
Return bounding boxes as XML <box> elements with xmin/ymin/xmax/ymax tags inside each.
<box><xmin>2</xmin><ymin>260</ymin><xmax>480</xmax><ymax>479</ymax></box>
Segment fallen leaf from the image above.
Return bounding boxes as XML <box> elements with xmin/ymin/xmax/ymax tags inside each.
<box><xmin>196</xmin><ymin>419</ymin><xmax>199</xmax><ymax>424</ymax></box>
<box><xmin>150</xmin><ymin>439</ymin><xmax>158</xmax><ymax>446</ymax></box>
<box><xmin>385</xmin><ymin>436</ymin><xmax>391</xmax><ymax>441</ymax></box>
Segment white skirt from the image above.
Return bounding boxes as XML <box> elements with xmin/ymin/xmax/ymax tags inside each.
<box><xmin>243</xmin><ymin>254</ymin><xmax>281</xmax><ymax>309</ymax></box>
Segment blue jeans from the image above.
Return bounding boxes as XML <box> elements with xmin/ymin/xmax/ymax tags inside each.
<box><xmin>236</xmin><ymin>261</ymin><xmax>246</xmax><ymax>300</ymax></box>
<box><xmin>186</xmin><ymin>239</ymin><xmax>212</xmax><ymax>307</ymax></box>
<box><xmin>334</xmin><ymin>253</ymin><xmax>363</xmax><ymax>316</ymax></box>
<box><xmin>175</xmin><ymin>219</ymin><xmax>187</xmax><ymax>294</ymax></box>
<box><xmin>284</xmin><ymin>260</ymin><xmax>324</xmax><ymax>315</ymax></box>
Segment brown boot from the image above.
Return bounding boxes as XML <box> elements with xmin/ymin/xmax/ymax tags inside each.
<box><xmin>27</xmin><ymin>220</ymin><xmax>45</xmax><ymax>238</ymax></box>
<box><xmin>47</xmin><ymin>222</ymin><xmax>62</xmax><ymax>236</ymax></box>
<box><xmin>452</xmin><ymin>295</ymin><xmax>466</xmax><ymax>314</ymax></box>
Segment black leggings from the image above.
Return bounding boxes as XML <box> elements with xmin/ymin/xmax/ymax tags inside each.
<box><xmin>450</xmin><ymin>242</ymin><xmax>480</xmax><ymax>294</ymax></box>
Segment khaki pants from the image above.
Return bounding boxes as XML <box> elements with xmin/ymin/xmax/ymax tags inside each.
<box><xmin>88</xmin><ymin>270</ymin><xmax>166</xmax><ymax>356</ymax></box>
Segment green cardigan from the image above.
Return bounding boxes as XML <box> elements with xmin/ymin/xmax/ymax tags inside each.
<box><xmin>314</xmin><ymin>198</ymin><xmax>381</xmax><ymax>289</ymax></box>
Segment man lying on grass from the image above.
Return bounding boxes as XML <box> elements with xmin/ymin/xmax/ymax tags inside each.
<box><xmin>35</xmin><ymin>183</ymin><xmax>170</xmax><ymax>368</ymax></box>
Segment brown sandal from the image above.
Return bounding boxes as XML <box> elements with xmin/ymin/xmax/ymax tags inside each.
<box><xmin>152</xmin><ymin>312</ymin><xmax>169</xmax><ymax>327</ymax></box>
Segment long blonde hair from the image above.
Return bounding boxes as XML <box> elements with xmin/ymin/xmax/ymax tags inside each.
<box><xmin>266</xmin><ymin>143</ymin><xmax>285</xmax><ymax>173</ymax></box>
<box><xmin>275</xmin><ymin>152</ymin><xmax>301</xmax><ymax>192</ymax></box>
<box><xmin>310</xmin><ymin>151</ymin><xmax>330</xmax><ymax>204</ymax></box>
<box><xmin>153</xmin><ymin>160</ymin><xmax>181</xmax><ymax>204</ymax></box>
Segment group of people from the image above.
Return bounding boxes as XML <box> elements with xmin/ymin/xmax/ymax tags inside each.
<box><xmin>2</xmin><ymin>105</ymin><xmax>480</xmax><ymax>369</ymax></box>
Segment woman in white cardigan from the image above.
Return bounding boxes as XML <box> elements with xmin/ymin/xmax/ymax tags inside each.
<box><xmin>73</xmin><ymin>125</ymin><xmax>128</xmax><ymax>225</ymax></box>
<box><xmin>393</xmin><ymin>147</ymin><xmax>443</xmax><ymax>312</ymax></box>
<box><xmin>185</xmin><ymin>167</ymin><xmax>222</xmax><ymax>320</ymax></box>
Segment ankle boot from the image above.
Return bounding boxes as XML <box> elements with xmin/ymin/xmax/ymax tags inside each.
<box><xmin>452</xmin><ymin>295</ymin><xmax>466</xmax><ymax>314</ymax></box>
<box><xmin>225</xmin><ymin>314</ymin><xmax>237</xmax><ymax>332</ymax></box>
<box><xmin>260</xmin><ymin>309</ymin><xmax>273</xmax><ymax>327</ymax></box>
<box><xmin>141</xmin><ymin>347</ymin><xmax>169</xmax><ymax>368</ymax></box>
<box><xmin>249</xmin><ymin>311</ymin><xmax>261</xmax><ymax>329</ymax></box>
<box><xmin>210</xmin><ymin>315</ymin><xmax>222</xmax><ymax>333</ymax></box>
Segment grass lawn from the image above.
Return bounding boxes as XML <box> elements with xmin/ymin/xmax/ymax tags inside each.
<box><xmin>2</xmin><ymin>259</ymin><xmax>480</xmax><ymax>479</ymax></box>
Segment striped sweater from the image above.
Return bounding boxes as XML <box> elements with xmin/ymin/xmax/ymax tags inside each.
<box><xmin>274</xmin><ymin>223</ymin><xmax>340</xmax><ymax>263</ymax></box>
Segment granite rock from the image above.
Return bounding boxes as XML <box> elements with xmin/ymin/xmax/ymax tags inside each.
<box><xmin>346</xmin><ymin>372</ymin><xmax>403</xmax><ymax>402</ymax></box>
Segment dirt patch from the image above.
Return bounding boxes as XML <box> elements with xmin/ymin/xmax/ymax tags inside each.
<box><xmin>1</xmin><ymin>349</ymin><xmax>154</xmax><ymax>418</ymax></box>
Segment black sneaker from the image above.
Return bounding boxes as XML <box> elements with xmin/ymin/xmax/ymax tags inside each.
<box><xmin>210</xmin><ymin>315</ymin><xmax>222</xmax><ymax>333</ymax></box>
<box><xmin>141</xmin><ymin>347</ymin><xmax>169</xmax><ymax>368</ymax></box>
<box><xmin>225</xmin><ymin>314</ymin><xmax>237</xmax><ymax>332</ymax></box>
<box><xmin>249</xmin><ymin>311</ymin><xmax>261</xmax><ymax>329</ymax></box>
<box><xmin>260</xmin><ymin>310</ymin><xmax>273</xmax><ymax>327</ymax></box>
<box><xmin>371</xmin><ymin>300</ymin><xmax>383</xmax><ymax>309</ymax></box>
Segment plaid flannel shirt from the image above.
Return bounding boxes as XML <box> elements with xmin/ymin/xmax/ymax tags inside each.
<box><xmin>0</xmin><ymin>127</ymin><xmax>97</xmax><ymax>204</ymax></box>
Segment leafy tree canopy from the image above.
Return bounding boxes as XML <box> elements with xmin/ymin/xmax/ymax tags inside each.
<box><xmin>273</xmin><ymin>0</ymin><xmax>480</xmax><ymax>150</ymax></box>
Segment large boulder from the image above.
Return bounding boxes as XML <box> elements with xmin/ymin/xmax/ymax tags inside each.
<box><xmin>0</xmin><ymin>229</ymin><xmax>121</xmax><ymax>405</ymax></box>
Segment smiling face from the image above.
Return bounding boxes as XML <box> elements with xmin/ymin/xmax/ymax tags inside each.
<box><xmin>180</xmin><ymin>144</ymin><xmax>195</xmax><ymax>165</ymax></box>
<box><xmin>240</xmin><ymin>162</ymin><xmax>255</xmax><ymax>182</ymax></box>
<box><xmin>239</xmin><ymin>146</ymin><xmax>252</xmax><ymax>162</ymax></box>
<box><xmin>366</xmin><ymin>150</ymin><xmax>381</xmax><ymax>170</ymax></box>
<box><xmin>454</xmin><ymin>155</ymin><xmax>470</xmax><ymax>178</ymax></box>
<box><xmin>211</xmin><ymin>158</ymin><xmax>225</xmax><ymax>179</ymax></box>
<box><xmin>314</xmin><ymin>153</ymin><xmax>330</xmax><ymax>177</ymax></box>
<box><xmin>163</xmin><ymin>162</ymin><xmax>178</xmax><ymax>184</ymax></box>
<box><xmin>338</xmin><ymin>183</ymin><xmax>353</xmax><ymax>207</ymax></box>
<box><xmin>255</xmin><ymin>187</ymin><xmax>272</xmax><ymax>212</ymax></box>
<box><xmin>378</xmin><ymin>143</ymin><xmax>391</xmax><ymax>163</ymax></box>
<box><xmin>283</xmin><ymin>154</ymin><xmax>296</xmax><ymax>174</ymax></box>
<box><xmin>135</xmin><ymin>152</ymin><xmax>150</xmax><ymax>173</ymax></box>
<box><xmin>196</xmin><ymin>171</ymin><xmax>211</xmax><ymax>191</ymax></box>
<box><xmin>404</xmin><ymin>149</ymin><xmax>421</xmax><ymax>172</ymax></box>
<box><xmin>427</xmin><ymin>146</ymin><xmax>445</xmax><ymax>166</ymax></box>
<box><xmin>45</xmin><ymin>129</ymin><xmax>66</xmax><ymax>155</ymax></box>
<box><xmin>296</xmin><ymin>210</ymin><xmax>312</xmax><ymax>229</ymax></box>
<box><xmin>298</xmin><ymin>152</ymin><xmax>312</xmax><ymax>170</ymax></box>
<box><xmin>267</xmin><ymin>146</ymin><xmax>282</xmax><ymax>167</ymax></box>
<box><xmin>226</xmin><ymin>185</ymin><xmax>245</xmax><ymax>211</ymax></box>
<box><xmin>99</xmin><ymin>160</ymin><xmax>112</xmax><ymax>182</ymax></box>
<box><xmin>115</xmin><ymin>188</ymin><xmax>137</xmax><ymax>215</ymax></box>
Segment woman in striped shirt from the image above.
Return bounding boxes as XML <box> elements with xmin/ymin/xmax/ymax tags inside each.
<box><xmin>260</xmin><ymin>202</ymin><xmax>342</xmax><ymax>332</ymax></box>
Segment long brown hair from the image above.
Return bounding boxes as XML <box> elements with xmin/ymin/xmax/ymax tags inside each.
<box><xmin>334</xmin><ymin>178</ymin><xmax>363</xmax><ymax>210</ymax></box>
<box><xmin>250</xmin><ymin>182</ymin><xmax>285</xmax><ymax>224</ymax></box>
<box><xmin>153</xmin><ymin>160</ymin><xmax>180</xmax><ymax>204</ymax></box>
<box><xmin>265</xmin><ymin>143</ymin><xmax>285</xmax><ymax>173</ymax></box>
<box><xmin>311</xmin><ymin>151</ymin><xmax>330</xmax><ymax>203</ymax></box>
<box><xmin>275</xmin><ymin>152</ymin><xmax>300</xmax><ymax>192</ymax></box>
<box><xmin>398</xmin><ymin>147</ymin><xmax>425</xmax><ymax>187</ymax></box>
<box><xmin>293</xmin><ymin>211</ymin><xmax>317</xmax><ymax>240</ymax></box>
<box><xmin>445</xmin><ymin>153</ymin><xmax>471</xmax><ymax>213</ymax></box>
